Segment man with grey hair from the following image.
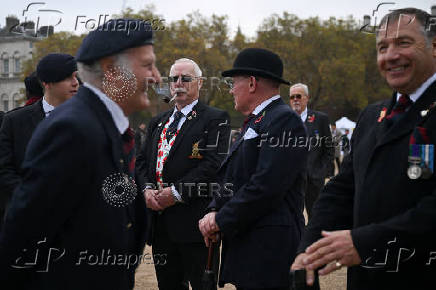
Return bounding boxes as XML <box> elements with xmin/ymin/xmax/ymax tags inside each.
<box><xmin>292</xmin><ymin>7</ymin><xmax>436</xmax><ymax>290</ymax></box>
<box><xmin>289</xmin><ymin>83</ymin><xmax>333</xmax><ymax>219</ymax></box>
<box><xmin>0</xmin><ymin>19</ymin><xmax>161</xmax><ymax>289</ymax></box>
<box><xmin>136</xmin><ymin>58</ymin><xmax>230</xmax><ymax>290</ymax></box>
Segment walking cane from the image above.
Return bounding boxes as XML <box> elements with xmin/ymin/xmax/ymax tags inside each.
<box><xmin>202</xmin><ymin>236</ymin><xmax>219</xmax><ymax>290</ymax></box>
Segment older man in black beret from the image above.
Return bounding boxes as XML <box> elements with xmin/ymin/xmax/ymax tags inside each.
<box><xmin>199</xmin><ymin>48</ymin><xmax>308</xmax><ymax>289</ymax></box>
<box><xmin>0</xmin><ymin>19</ymin><xmax>160</xmax><ymax>290</ymax></box>
<box><xmin>0</xmin><ymin>53</ymin><xmax>78</xmax><ymax>233</ymax></box>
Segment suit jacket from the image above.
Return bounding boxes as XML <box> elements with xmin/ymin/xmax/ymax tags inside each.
<box><xmin>209</xmin><ymin>98</ymin><xmax>308</xmax><ymax>288</ymax></box>
<box><xmin>0</xmin><ymin>100</ymin><xmax>45</xmax><ymax>212</ymax></box>
<box><xmin>136</xmin><ymin>101</ymin><xmax>230</xmax><ymax>244</ymax></box>
<box><xmin>0</xmin><ymin>86</ymin><xmax>148</xmax><ymax>290</ymax></box>
<box><xmin>304</xmin><ymin>109</ymin><xmax>334</xmax><ymax>180</ymax></box>
<box><xmin>299</xmin><ymin>83</ymin><xmax>436</xmax><ymax>290</ymax></box>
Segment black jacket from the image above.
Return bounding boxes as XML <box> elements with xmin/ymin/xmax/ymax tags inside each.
<box><xmin>0</xmin><ymin>87</ymin><xmax>148</xmax><ymax>290</ymax></box>
<box><xmin>299</xmin><ymin>83</ymin><xmax>436</xmax><ymax>290</ymax></box>
<box><xmin>136</xmin><ymin>101</ymin><xmax>230</xmax><ymax>244</ymax></box>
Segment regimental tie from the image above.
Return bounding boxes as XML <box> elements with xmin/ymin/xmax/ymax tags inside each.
<box><xmin>166</xmin><ymin>111</ymin><xmax>184</xmax><ymax>141</ymax></box>
<box><xmin>386</xmin><ymin>94</ymin><xmax>412</xmax><ymax>122</ymax></box>
<box><xmin>241</xmin><ymin>114</ymin><xmax>256</xmax><ymax>132</ymax></box>
<box><xmin>122</xmin><ymin>127</ymin><xmax>136</xmax><ymax>178</ymax></box>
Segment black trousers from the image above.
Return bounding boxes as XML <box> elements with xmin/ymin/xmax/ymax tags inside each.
<box><xmin>152</xmin><ymin>217</ymin><xmax>219</xmax><ymax>290</ymax></box>
<box><xmin>304</xmin><ymin>177</ymin><xmax>324</xmax><ymax>220</ymax></box>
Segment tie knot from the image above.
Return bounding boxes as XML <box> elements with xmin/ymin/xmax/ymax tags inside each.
<box><xmin>122</xmin><ymin>127</ymin><xmax>134</xmax><ymax>140</ymax></box>
<box><xmin>398</xmin><ymin>94</ymin><xmax>411</xmax><ymax>106</ymax></box>
<box><xmin>174</xmin><ymin>111</ymin><xmax>184</xmax><ymax>120</ymax></box>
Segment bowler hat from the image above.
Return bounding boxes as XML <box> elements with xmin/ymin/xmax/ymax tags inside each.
<box><xmin>222</xmin><ymin>48</ymin><xmax>290</xmax><ymax>85</ymax></box>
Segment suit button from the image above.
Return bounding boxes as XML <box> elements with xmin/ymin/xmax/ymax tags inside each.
<box><xmin>126</xmin><ymin>222</ymin><xmax>132</xmax><ymax>229</ymax></box>
<box><xmin>120</xmin><ymin>159</ymin><xmax>124</xmax><ymax>164</ymax></box>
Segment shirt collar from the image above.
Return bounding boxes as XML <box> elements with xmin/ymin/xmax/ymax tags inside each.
<box><xmin>83</xmin><ymin>82</ymin><xmax>129</xmax><ymax>134</ymax></box>
<box><xmin>173</xmin><ymin>99</ymin><xmax>199</xmax><ymax>116</ymax></box>
<box><xmin>396</xmin><ymin>72</ymin><xmax>436</xmax><ymax>103</ymax></box>
<box><xmin>300</xmin><ymin>106</ymin><xmax>308</xmax><ymax>122</ymax></box>
<box><xmin>252</xmin><ymin>95</ymin><xmax>281</xmax><ymax>115</ymax></box>
<box><xmin>42</xmin><ymin>96</ymin><xmax>55</xmax><ymax>116</ymax></box>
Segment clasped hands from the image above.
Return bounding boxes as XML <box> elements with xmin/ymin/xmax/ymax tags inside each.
<box><xmin>144</xmin><ymin>187</ymin><xmax>175</xmax><ymax>210</ymax></box>
<box><xmin>291</xmin><ymin>230</ymin><xmax>362</xmax><ymax>286</ymax></box>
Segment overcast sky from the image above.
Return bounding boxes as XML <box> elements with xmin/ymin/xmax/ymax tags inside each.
<box><xmin>1</xmin><ymin>0</ymin><xmax>435</xmax><ymax>37</ymax></box>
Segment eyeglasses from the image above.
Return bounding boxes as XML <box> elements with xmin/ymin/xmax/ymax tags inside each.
<box><xmin>224</xmin><ymin>76</ymin><xmax>258</xmax><ymax>89</ymax></box>
<box><xmin>168</xmin><ymin>75</ymin><xmax>196</xmax><ymax>83</ymax></box>
<box><xmin>290</xmin><ymin>94</ymin><xmax>303</xmax><ymax>100</ymax></box>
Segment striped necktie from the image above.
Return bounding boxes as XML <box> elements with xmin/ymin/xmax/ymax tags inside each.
<box><xmin>386</xmin><ymin>94</ymin><xmax>412</xmax><ymax>122</ymax></box>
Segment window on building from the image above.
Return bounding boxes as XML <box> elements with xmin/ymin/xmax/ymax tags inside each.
<box><xmin>29</xmin><ymin>42</ymin><xmax>33</xmax><ymax>48</ymax></box>
<box><xmin>3</xmin><ymin>100</ymin><xmax>9</xmax><ymax>111</ymax></box>
<box><xmin>3</xmin><ymin>59</ymin><xmax>9</xmax><ymax>74</ymax></box>
<box><xmin>15</xmin><ymin>58</ymin><xmax>20</xmax><ymax>73</ymax></box>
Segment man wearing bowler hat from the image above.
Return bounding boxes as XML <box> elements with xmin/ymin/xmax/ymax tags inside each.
<box><xmin>0</xmin><ymin>19</ymin><xmax>160</xmax><ymax>290</ymax></box>
<box><xmin>0</xmin><ymin>54</ymin><xmax>78</xmax><ymax>231</ymax></box>
<box><xmin>199</xmin><ymin>48</ymin><xmax>308</xmax><ymax>289</ymax></box>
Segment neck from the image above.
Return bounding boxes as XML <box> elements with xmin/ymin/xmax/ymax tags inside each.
<box><xmin>175</xmin><ymin>98</ymin><xmax>198</xmax><ymax>111</ymax></box>
<box><xmin>44</xmin><ymin>94</ymin><xmax>63</xmax><ymax>107</ymax></box>
<box><xmin>245</xmin><ymin>93</ymin><xmax>277</xmax><ymax>115</ymax></box>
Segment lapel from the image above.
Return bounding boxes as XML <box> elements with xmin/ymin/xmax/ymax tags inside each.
<box><xmin>304</xmin><ymin>109</ymin><xmax>314</xmax><ymax>133</ymax></box>
<box><xmin>30</xmin><ymin>99</ymin><xmax>45</xmax><ymax>128</ymax></box>
<box><xmin>165</xmin><ymin>101</ymin><xmax>205</xmax><ymax>162</ymax></box>
<box><xmin>77</xmin><ymin>87</ymin><xmax>123</xmax><ymax>172</ymax></box>
<box><xmin>219</xmin><ymin>98</ymin><xmax>283</xmax><ymax>170</ymax></box>
<box><xmin>375</xmin><ymin>82</ymin><xmax>436</xmax><ymax>149</ymax></box>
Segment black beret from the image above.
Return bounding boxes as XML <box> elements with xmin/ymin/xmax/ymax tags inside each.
<box><xmin>36</xmin><ymin>53</ymin><xmax>77</xmax><ymax>83</ymax></box>
<box><xmin>76</xmin><ymin>18</ymin><xmax>154</xmax><ymax>64</ymax></box>
<box><xmin>24</xmin><ymin>71</ymin><xmax>43</xmax><ymax>98</ymax></box>
<box><xmin>222</xmin><ymin>48</ymin><xmax>290</xmax><ymax>85</ymax></box>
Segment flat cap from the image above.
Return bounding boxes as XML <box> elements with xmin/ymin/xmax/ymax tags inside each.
<box><xmin>36</xmin><ymin>53</ymin><xmax>77</xmax><ymax>83</ymax></box>
<box><xmin>76</xmin><ymin>18</ymin><xmax>154</xmax><ymax>64</ymax></box>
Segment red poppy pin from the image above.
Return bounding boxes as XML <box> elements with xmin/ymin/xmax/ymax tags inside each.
<box><xmin>378</xmin><ymin>107</ymin><xmax>387</xmax><ymax>122</ymax></box>
<box><xmin>254</xmin><ymin>111</ymin><xmax>266</xmax><ymax>124</ymax></box>
<box><xmin>187</xmin><ymin>110</ymin><xmax>197</xmax><ymax>120</ymax></box>
<box><xmin>307</xmin><ymin>114</ymin><xmax>315</xmax><ymax>123</ymax></box>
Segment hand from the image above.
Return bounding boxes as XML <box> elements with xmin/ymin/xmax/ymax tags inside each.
<box><xmin>144</xmin><ymin>189</ymin><xmax>163</xmax><ymax>211</ymax></box>
<box><xmin>303</xmin><ymin>230</ymin><xmax>361</xmax><ymax>276</ymax></box>
<box><xmin>198</xmin><ymin>212</ymin><xmax>220</xmax><ymax>246</ymax></box>
<box><xmin>155</xmin><ymin>187</ymin><xmax>176</xmax><ymax>209</ymax></box>
<box><xmin>291</xmin><ymin>253</ymin><xmax>316</xmax><ymax>286</ymax></box>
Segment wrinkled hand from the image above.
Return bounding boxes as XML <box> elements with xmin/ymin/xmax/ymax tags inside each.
<box><xmin>144</xmin><ymin>189</ymin><xmax>162</xmax><ymax>211</ymax></box>
<box><xmin>155</xmin><ymin>187</ymin><xmax>175</xmax><ymax>209</ymax></box>
<box><xmin>291</xmin><ymin>253</ymin><xmax>316</xmax><ymax>286</ymax></box>
<box><xmin>303</xmin><ymin>230</ymin><xmax>361</xmax><ymax>276</ymax></box>
<box><xmin>198</xmin><ymin>212</ymin><xmax>220</xmax><ymax>246</ymax></box>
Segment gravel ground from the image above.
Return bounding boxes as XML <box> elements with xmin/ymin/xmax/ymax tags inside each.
<box><xmin>133</xmin><ymin>247</ymin><xmax>347</xmax><ymax>290</ymax></box>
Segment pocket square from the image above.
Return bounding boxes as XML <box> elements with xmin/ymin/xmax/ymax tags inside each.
<box><xmin>243</xmin><ymin>127</ymin><xmax>259</xmax><ymax>140</ymax></box>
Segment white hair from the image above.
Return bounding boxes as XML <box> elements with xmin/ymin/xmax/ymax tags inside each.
<box><xmin>77</xmin><ymin>53</ymin><xmax>133</xmax><ymax>86</ymax></box>
<box><xmin>290</xmin><ymin>83</ymin><xmax>309</xmax><ymax>96</ymax></box>
<box><xmin>170</xmin><ymin>58</ymin><xmax>202</xmax><ymax>77</ymax></box>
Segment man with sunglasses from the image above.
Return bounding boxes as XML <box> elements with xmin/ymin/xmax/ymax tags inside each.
<box><xmin>289</xmin><ymin>83</ymin><xmax>334</xmax><ymax>219</ymax></box>
<box><xmin>199</xmin><ymin>48</ymin><xmax>308</xmax><ymax>290</ymax></box>
<box><xmin>136</xmin><ymin>58</ymin><xmax>230</xmax><ymax>290</ymax></box>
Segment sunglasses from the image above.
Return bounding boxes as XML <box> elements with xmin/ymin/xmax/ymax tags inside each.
<box><xmin>168</xmin><ymin>75</ymin><xmax>195</xmax><ymax>83</ymax></box>
<box><xmin>290</xmin><ymin>94</ymin><xmax>303</xmax><ymax>100</ymax></box>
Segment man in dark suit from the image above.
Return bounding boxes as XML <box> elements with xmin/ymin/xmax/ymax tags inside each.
<box><xmin>136</xmin><ymin>58</ymin><xmax>230</xmax><ymax>290</ymax></box>
<box><xmin>199</xmin><ymin>48</ymin><xmax>308</xmax><ymax>290</ymax></box>
<box><xmin>0</xmin><ymin>18</ymin><xmax>161</xmax><ymax>289</ymax></box>
<box><xmin>0</xmin><ymin>53</ymin><xmax>78</xmax><ymax>229</ymax></box>
<box><xmin>292</xmin><ymin>8</ymin><xmax>436</xmax><ymax>290</ymax></box>
<box><xmin>289</xmin><ymin>83</ymin><xmax>334</xmax><ymax>219</ymax></box>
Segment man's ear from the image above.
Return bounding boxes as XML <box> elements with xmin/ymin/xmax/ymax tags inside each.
<box><xmin>99</xmin><ymin>56</ymin><xmax>116</xmax><ymax>73</ymax></box>
<box><xmin>248</xmin><ymin>76</ymin><xmax>257</xmax><ymax>93</ymax></box>
<box><xmin>197</xmin><ymin>78</ymin><xmax>203</xmax><ymax>90</ymax></box>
